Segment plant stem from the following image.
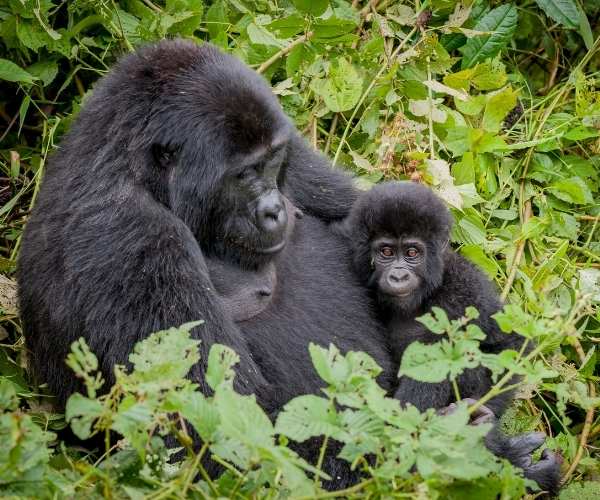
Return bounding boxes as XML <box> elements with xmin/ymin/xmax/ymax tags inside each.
<box><xmin>257</xmin><ymin>32</ymin><xmax>314</xmax><ymax>74</ymax></box>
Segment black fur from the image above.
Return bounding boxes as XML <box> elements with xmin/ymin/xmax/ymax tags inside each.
<box><xmin>341</xmin><ymin>181</ymin><xmax>561</xmax><ymax>495</ymax></box>
<box><xmin>17</xmin><ymin>40</ymin><xmax>392</xmax><ymax>488</ymax></box>
<box><xmin>16</xmin><ymin>40</ymin><xmax>363</xmax><ymax>409</ymax></box>
<box><xmin>17</xmin><ymin>40</ymin><xmax>557</xmax><ymax>494</ymax></box>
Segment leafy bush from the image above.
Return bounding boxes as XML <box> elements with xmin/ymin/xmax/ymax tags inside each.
<box><xmin>0</xmin><ymin>0</ymin><xmax>599</xmax><ymax>497</ymax></box>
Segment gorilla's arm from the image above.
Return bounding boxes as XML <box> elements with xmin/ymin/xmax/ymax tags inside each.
<box><xmin>284</xmin><ymin>133</ymin><xmax>358</xmax><ymax>221</ymax></box>
<box><xmin>20</xmin><ymin>193</ymin><xmax>269</xmax><ymax>407</ymax></box>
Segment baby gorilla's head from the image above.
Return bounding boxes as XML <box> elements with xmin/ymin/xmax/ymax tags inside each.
<box><xmin>346</xmin><ymin>182</ymin><xmax>452</xmax><ymax>315</ymax></box>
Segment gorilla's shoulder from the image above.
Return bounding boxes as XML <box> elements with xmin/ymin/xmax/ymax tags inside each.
<box><xmin>436</xmin><ymin>251</ymin><xmax>502</xmax><ymax>313</ymax></box>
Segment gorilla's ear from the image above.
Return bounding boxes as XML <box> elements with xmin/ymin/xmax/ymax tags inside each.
<box><xmin>151</xmin><ymin>143</ymin><xmax>179</xmax><ymax>168</ymax></box>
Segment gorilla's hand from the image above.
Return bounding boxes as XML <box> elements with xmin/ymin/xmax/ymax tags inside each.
<box><xmin>486</xmin><ymin>429</ymin><xmax>562</xmax><ymax>496</ymax></box>
<box><xmin>437</xmin><ymin>398</ymin><xmax>496</xmax><ymax>425</ymax></box>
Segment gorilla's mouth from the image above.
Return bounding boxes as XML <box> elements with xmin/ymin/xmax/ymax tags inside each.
<box><xmin>256</xmin><ymin>239</ymin><xmax>286</xmax><ymax>254</ymax></box>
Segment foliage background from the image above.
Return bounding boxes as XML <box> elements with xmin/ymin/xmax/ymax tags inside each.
<box><xmin>0</xmin><ymin>0</ymin><xmax>599</xmax><ymax>498</ymax></box>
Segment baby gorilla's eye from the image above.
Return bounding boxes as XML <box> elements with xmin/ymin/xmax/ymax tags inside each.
<box><xmin>380</xmin><ymin>246</ymin><xmax>395</xmax><ymax>258</ymax></box>
<box><xmin>236</xmin><ymin>170</ymin><xmax>248</xmax><ymax>180</ymax></box>
<box><xmin>405</xmin><ymin>247</ymin><xmax>419</xmax><ymax>258</ymax></box>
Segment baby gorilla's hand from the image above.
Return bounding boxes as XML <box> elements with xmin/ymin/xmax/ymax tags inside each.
<box><xmin>437</xmin><ymin>398</ymin><xmax>496</xmax><ymax>425</ymax></box>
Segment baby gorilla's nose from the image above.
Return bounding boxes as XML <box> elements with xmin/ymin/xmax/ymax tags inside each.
<box><xmin>256</xmin><ymin>191</ymin><xmax>287</xmax><ymax>233</ymax></box>
<box><xmin>388</xmin><ymin>269</ymin><xmax>411</xmax><ymax>283</ymax></box>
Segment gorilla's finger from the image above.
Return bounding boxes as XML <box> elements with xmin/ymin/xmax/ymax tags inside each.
<box><xmin>471</xmin><ymin>411</ymin><xmax>496</xmax><ymax>425</ymax></box>
<box><xmin>437</xmin><ymin>402</ymin><xmax>458</xmax><ymax>416</ymax></box>
<box><xmin>507</xmin><ymin>432</ymin><xmax>546</xmax><ymax>455</ymax></box>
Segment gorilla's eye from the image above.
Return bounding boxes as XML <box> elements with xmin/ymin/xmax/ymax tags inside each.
<box><xmin>380</xmin><ymin>246</ymin><xmax>395</xmax><ymax>258</ymax></box>
<box><xmin>236</xmin><ymin>170</ymin><xmax>249</xmax><ymax>180</ymax></box>
<box><xmin>405</xmin><ymin>247</ymin><xmax>419</xmax><ymax>258</ymax></box>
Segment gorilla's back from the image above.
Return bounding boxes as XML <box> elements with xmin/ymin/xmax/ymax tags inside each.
<box><xmin>240</xmin><ymin>215</ymin><xmax>395</xmax><ymax>402</ymax></box>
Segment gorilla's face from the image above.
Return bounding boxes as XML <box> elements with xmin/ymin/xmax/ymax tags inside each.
<box><xmin>216</xmin><ymin>139</ymin><xmax>290</xmax><ymax>261</ymax></box>
<box><xmin>137</xmin><ymin>43</ymin><xmax>295</xmax><ymax>269</ymax></box>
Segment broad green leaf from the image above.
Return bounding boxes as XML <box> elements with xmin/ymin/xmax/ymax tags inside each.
<box><xmin>27</xmin><ymin>60</ymin><xmax>58</xmax><ymax>86</ymax></box>
<box><xmin>267</xmin><ymin>14</ymin><xmax>305</xmax><ymax>38</ymax></box>
<box><xmin>460</xmin><ymin>4</ymin><xmax>518</xmax><ymax>68</ymax></box>
<box><xmin>206</xmin><ymin>0</ymin><xmax>228</xmax><ymax>39</ymax></box>
<box><xmin>399</xmin><ymin>341</ymin><xmax>450</xmax><ymax>383</ymax></box>
<box><xmin>292</xmin><ymin>0</ymin><xmax>329</xmax><ymax>16</ymax></box>
<box><xmin>65</xmin><ymin>393</ymin><xmax>105</xmax><ymax>439</ymax></box>
<box><xmin>460</xmin><ymin>244</ymin><xmax>501</xmax><ymax>278</ymax></box>
<box><xmin>311</xmin><ymin>18</ymin><xmax>357</xmax><ymax>43</ymax></box>
<box><xmin>534</xmin><ymin>0</ymin><xmax>579</xmax><ymax>29</ymax></box>
<box><xmin>482</xmin><ymin>86</ymin><xmax>518</xmax><ymax>132</ymax></box>
<box><xmin>247</xmin><ymin>22</ymin><xmax>286</xmax><ymax>48</ymax></box>
<box><xmin>0</xmin><ymin>59</ymin><xmax>36</xmax><ymax>84</ymax></box>
<box><xmin>215</xmin><ymin>387</ymin><xmax>273</xmax><ymax>447</ymax></box>
<box><xmin>275</xmin><ymin>395</ymin><xmax>342</xmax><ymax>442</ymax></box>
<box><xmin>549</xmin><ymin>177</ymin><xmax>594</xmax><ymax>204</ymax></box>
<box><xmin>409</xmin><ymin>98</ymin><xmax>447</xmax><ymax>123</ymax></box>
<box><xmin>310</xmin><ymin>57</ymin><xmax>362</xmax><ymax>112</ymax></box>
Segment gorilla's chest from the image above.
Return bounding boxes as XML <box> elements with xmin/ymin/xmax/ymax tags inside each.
<box><xmin>234</xmin><ymin>216</ymin><xmax>395</xmax><ymax>398</ymax></box>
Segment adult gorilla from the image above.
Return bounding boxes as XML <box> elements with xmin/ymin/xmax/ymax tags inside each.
<box><xmin>18</xmin><ymin>39</ymin><xmax>388</xmax><ymax>409</ymax></box>
<box><xmin>17</xmin><ymin>40</ymin><xmax>557</xmax><ymax>493</ymax></box>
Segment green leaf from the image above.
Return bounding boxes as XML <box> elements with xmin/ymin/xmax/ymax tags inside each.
<box><xmin>0</xmin><ymin>59</ymin><xmax>36</xmax><ymax>84</ymax></box>
<box><xmin>27</xmin><ymin>60</ymin><xmax>58</xmax><ymax>86</ymax></box>
<box><xmin>65</xmin><ymin>393</ymin><xmax>105</xmax><ymax>439</ymax></box>
<box><xmin>292</xmin><ymin>0</ymin><xmax>329</xmax><ymax>16</ymax></box>
<box><xmin>247</xmin><ymin>22</ymin><xmax>286</xmax><ymax>48</ymax></box>
<box><xmin>460</xmin><ymin>4</ymin><xmax>518</xmax><ymax>68</ymax></box>
<box><xmin>215</xmin><ymin>387</ymin><xmax>273</xmax><ymax>447</ymax></box>
<box><xmin>128</xmin><ymin>322</ymin><xmax>202</xmax><ymax>381</ymax></box>
<box><xmin>399</xmin><ymin>341</ymin><xmax>450</xmax><ymax>383</ymax></box>
<box><xmin>578</xmin><ymin>8</ymin><xmax>594</xmax><ymax>51</ymax></box>
<box><xmin>460</xmin><ymin>244</ymin><xmax>501</xmax><ymax>278</ymax></box>
<box><xmin>482</xmin><ymin>86</ymin><xmax>518</xmax><ymax>133</ymax></box>
<box><xmin>549</xmin><ymin>177</ymin><xmax>594</xmax><ymax>204</ymax></box>
<box><xmin>206</xmin><ymin>343</ymin><xmax>239</xmax><ymax>390</ymax></box>
<box><xmin>275</xmin><ymin>395</ymin><xmax>341</xmax><ymax>442</ymax></box>
<box><xmin>206</xmin><ymin>0</ymin><xmax>228</xmax><ymax>39</ymax></box>
<box><xmin>310</xmin><ymin>57</ymin><xmax>362</xmax><ymax>112</ymax></box>
<box><xmin>534</xmin><ymin>0</ymin><xmax>579</xmax><ymax>29</ymax></box>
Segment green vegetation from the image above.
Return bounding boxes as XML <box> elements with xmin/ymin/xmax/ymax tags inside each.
<box><xmin>0</xmin><ymin>0</ymin><xmax>599</xmax><ymax>498</ymax></box>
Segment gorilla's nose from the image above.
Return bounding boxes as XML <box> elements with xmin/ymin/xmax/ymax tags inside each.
<box><xmin>388</xmin><ymin>269</ymin><xmax>411</xmax><ymax>284</ymax></box>
<box><xmin>256</xmin><ymin>191</ymin><xmax>287</xmax><ymax>233</ymax></box>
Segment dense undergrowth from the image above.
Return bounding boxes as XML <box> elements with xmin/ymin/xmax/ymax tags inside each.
<box><xmin>0</xmin><ymin>0</ymin><xmax>599</xmax><ymax>498</ymax></box>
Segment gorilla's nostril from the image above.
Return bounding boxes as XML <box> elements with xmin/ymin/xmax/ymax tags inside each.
<box><xmin>389</xmin><ymin>270</ymin><xmax>410</xmax><ymax>283</ymax></box>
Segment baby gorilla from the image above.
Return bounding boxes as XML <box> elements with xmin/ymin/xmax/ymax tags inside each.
<box><xmin>337</xmin><ymin>182</ymin><xmax>561</xmax><ymax>495</ymax></box>
<box><xmin>342</xmin><ymin>181</ymin><xmax>520</xmax><ymax>415</ymax></box>
<box><xmin>340</xmin><ymin>181</ymin><xmax>561</xmax><ymax>495</ymax></box>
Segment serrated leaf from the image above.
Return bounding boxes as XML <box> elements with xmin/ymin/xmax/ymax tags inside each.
<box><xmin>215</xmin><ymin>387</ymin><xmax>273</xmax><ymax>447</ymax></box>
<box><xmin>275</xmin><ymin>395</ymin><xmax>342</xmax><ymax>442</ymax></box>
<box><xmin>534</xmin><ymin>0</ymin><xmax>579</xmax><ymax>29</ymax></box>
<box><xmin>0</xmin><ymin>59</ymin><xmax>36</xmax><ymax>84</ymax></box>
<box><xmin>310</xmin><ymin>57</ymin><xmax>362</xmax><ymax>112</ymax></box>
<box><xmin>399</xmin><ymin>341</ymin><xmax>450</xmax><ymax>383</ymax></box>
<box><xmin>128</xmin><ymin>322</ymin><xmax>202</xmax><ymax>381</ymax></box>
<box><xmin>460</xmin><ymin>4</ymin><xmax>518</xmax><ymax>69</ymax></box>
